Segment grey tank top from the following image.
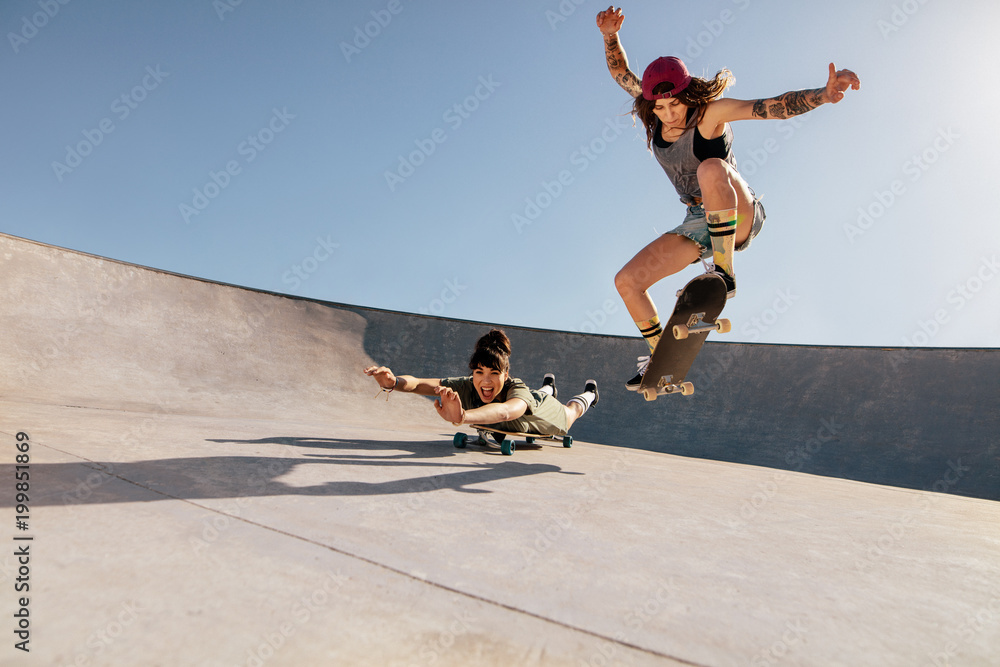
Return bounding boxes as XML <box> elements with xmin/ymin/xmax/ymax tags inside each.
<box><xmin>652</xmin><ymin>125</ymin><xmax>738</xmax><ymax>206</ymax></box>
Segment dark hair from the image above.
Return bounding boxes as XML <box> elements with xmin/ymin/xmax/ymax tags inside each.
<box><xmin>468</xmin><ymin>329</ymin><xmax>511</xmax><ymax>375</ymax></box>
<box><xmin>632</xmin><ymin>68</ymin><xmax>735</xmax><ymax>150</ymax></box>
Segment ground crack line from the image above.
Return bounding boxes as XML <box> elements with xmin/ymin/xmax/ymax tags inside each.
<box><xmin>51</xmin><ymin>446</ymin><xmax>708</xmax><ymax>666</ymax></box>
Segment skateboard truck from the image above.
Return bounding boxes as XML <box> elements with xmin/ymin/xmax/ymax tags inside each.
<box><xmin>672</xmin><ymin>312</ymin><xmax>732</xmax><ymax>340</ymax></box>
<box><xmin>642</xmin><ymin>374</ymin><xmax>694</xmax><ymax>401</ymax></box>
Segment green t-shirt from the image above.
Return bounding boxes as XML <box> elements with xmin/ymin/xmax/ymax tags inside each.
<box><xmin>439</xmin><ymin>376</ymin><xmax>569</xmax><ymax>436</ymax></box>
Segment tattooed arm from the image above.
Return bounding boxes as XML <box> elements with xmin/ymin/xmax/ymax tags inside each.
<box><xmin>596</xmin><ymin>6</ymin><xmax>642</xmax><ymax>98</ymax></box>
<box><xmin>750</xmin><ymin>88</ymin><xmax>827</xmax><ymax>120</ymax></box>
<box><xmin>700</xmin><ymin>63</ymin><xmax>860</xmax><ymax>135</ymax></box>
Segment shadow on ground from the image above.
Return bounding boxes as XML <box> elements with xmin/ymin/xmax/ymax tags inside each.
<box><xmin>14</xmin><ymin>437</ymin><xmax>576</xmax><ymax>507</ymax></box>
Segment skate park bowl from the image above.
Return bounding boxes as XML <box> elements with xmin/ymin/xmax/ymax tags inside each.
<box><xmin>2</xmin><ymin>231</ymin><xmax>998</xmax><ymax>665</ymax></box>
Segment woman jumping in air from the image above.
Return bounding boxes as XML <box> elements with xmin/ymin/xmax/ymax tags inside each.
<box><xmin>364</xmin><ymin>329</ymin><xmax>598</xmax><ymax>437</ymax></box>
<box><xmin>595</xmin><ymin>6</ymin><xmax>860</xmax><ymax>389</ymax></box>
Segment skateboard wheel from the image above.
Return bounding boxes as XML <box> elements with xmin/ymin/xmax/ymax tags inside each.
<box><xmin>453</xmin><ymin>433</ymin><xmax>467</xmax><ymax>448</ymax></box>
<box><xmin>716</xmin><ymin>318</ymin><xmax>732</xmax><ymax>334</ymax></box>
<box><xmin>500</xmin><ymin>439</ymin><xmax>515</xmax><ymax>456</ymax></box>
<box><xmin>673</xmin><ymin>324</ymin><xmax>689</xmax><ymax>340</ymax></box>
<box><xmin>526</xmin><ymin>436</ymin><xmax>536</xmax><ymax>444</ymax></box>
<box><xmin>642</xmin><ymin>388</ymin><xmax>657</xmax><ymax>402</ymax></box>
<box><xmin>562</xmin><ymin>435</ymin><xmax>573</xmax><ymax>448</ymax></box>
<box><xmin>680</xmin><ymin>382</ymin><xmax>694</xmax><ymax>396</ymax></box>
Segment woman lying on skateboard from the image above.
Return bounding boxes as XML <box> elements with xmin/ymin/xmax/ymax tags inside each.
<box><xmin>595</xmin><ymin>6</ymin><xmax>860</xmax><ymax>389</ymax></box>
<box><xmin>363</xmin><ymin>329</ymin><xmax>598</xmax><ymax>436</ymax></box>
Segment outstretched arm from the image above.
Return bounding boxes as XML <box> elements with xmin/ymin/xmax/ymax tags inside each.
<box><xmin>363</xmin><ymin>365</ymin><xmax>440</xmax><ymax>396</ymax></box>
<box><xmin>597</xmin><ymin>6</ymin><xmax>641</xmax><ymax>98</ymax></box>
<box><xmin>703</xmin><ymin>63</ymin><xmax>860</xmax><ymax>128</ymax></box>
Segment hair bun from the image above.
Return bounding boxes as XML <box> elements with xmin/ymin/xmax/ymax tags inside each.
<box><xmin>478</xmin><ymin>329</ymin><xmax>511</xmax><ymax>356</ymax></box>
<box><xmin>468</xmin><ymin>329</ymin><xmax>512</xmax><ymax>374</ymax></box>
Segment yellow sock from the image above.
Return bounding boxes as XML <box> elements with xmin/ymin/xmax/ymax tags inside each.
<box><xmin>636</xmin><ymin>316</ymin><xmax>662</xmax><ymax>353</ymax></box>
<box><xmin>707</xmin><ymin>207</ymin><xmax>738</xmax><ymax>276</ymax></box>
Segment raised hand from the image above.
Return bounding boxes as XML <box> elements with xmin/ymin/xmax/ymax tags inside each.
<box><xmin>434</xmin><ymin>386</ymin><xmax>465</xmax><ymax>424</ymax></box>
<box><xmin>596</xmin><ymin>6</ymin><xmax>624</xmax><ymax>35</ymax></box>
<box><xmin>363</xmin><ymin>365</ymin><xmax>396</xmax><ymax>390</ymax></box>
<box><xmin>824</xmin><ymin>63</ymin><xmax>861</xmax><ymax>104</ymax></box>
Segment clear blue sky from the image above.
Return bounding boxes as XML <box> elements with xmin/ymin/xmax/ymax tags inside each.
<box><xmin>3</xmin><ymin>0</ymin><xmax>998</xmax><ymax>348</ymax></box>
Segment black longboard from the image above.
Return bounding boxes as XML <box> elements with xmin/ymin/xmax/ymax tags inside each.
<box><xmin>453</xmin><ymin>426</ymin><xmax>573</xmax><ymax>456</ymax></box>
<box><xmin>638</xmin><ymin>273</ymin><xmax>730</xmax><ymax>401</ymax></box>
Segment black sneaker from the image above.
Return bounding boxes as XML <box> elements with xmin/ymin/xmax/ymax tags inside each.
<box><xmin>542</xmin><ymin>373</ymin><xmax>558</xmax><ymax>399</ymax></box>
<box><xmin>625</xmin><ymin>356</ymin><xmax>651</xmax><ymax>391</ymax></box>
<box><xmin>713</xmin><ymin>267</ymin><xmax>736</xmax><ymax>299</ymax></box>
<box><xmin>584</xmin><ymin>379</ymin><xmax>599</xmax><ymax>407</ymax></box>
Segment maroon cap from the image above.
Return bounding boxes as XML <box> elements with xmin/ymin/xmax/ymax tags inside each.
<box><xmin>641</xmin><ymin>57</ymin><xmax>692</xmax><ymax>100</ymax></box>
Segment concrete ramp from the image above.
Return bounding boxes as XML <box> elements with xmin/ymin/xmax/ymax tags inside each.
<box><xmin>1</xmin><ymin>232</ymin><xmax>998</xmax><ymax>666</ymax></box>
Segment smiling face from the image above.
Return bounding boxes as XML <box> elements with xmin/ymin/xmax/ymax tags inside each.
<box><xmin>472</xmin><ymin>364</ymin><xmax>508</xmax><ymax>404</ymax></box>
<box><xmin>653</xmin><ymin>96</ymin><xmax>689</xmax><ymax>132</ymax></box>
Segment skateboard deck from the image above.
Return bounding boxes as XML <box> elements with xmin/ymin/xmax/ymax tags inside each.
<box><xmin>452</xmin><ymin>425</ymin><xmax>573</xmax><ymax>456</ymax></box>
<box><xmin>638</xmin><ymin>273</ymin><xmax>730</xmax><ymax>401</ymax></box>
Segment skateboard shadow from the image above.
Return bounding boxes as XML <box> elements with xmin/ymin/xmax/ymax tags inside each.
<box><xmin>10</xmin><ymin>436</ymin><xmax>567</xmax><ymax>508</ymax></box>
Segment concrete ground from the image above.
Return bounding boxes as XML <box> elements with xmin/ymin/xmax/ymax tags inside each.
<box><xmin>2</xmin><ymin>233</ymin><xmax>998</xmax><ymax>666</ymax></box>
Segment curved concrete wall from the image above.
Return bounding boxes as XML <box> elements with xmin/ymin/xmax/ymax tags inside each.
<box><xmin>3</xmin><ymin>232</ymin><xmax>997</xmax><ymax>500</ymax></box>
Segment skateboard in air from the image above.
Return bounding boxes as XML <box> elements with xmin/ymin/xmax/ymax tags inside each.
<box><xmin>637</xmin><ymin>272</ymin><xmax>731</xmax><ymax>401</ymax></box>
<box><xmin>453</xmin><ymin>425</ymin><xmax>573</xmax><ymax>456</ymax></box>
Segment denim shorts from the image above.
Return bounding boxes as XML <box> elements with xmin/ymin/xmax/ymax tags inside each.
<box><xmin>668</xmin><ymin>198</ymin><xmax>766</xmax><ymax>261</ymax></box>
